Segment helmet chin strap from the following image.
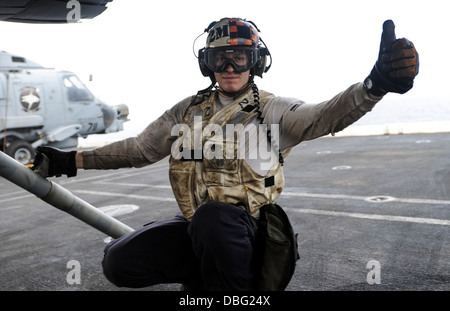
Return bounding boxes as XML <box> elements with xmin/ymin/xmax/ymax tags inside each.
<box><xmin>217</xmin><ymin>75</ymin><xmax>255</xmax><ymax>99</ymax></box>
<box><xmin>187</xmin><ymin>74</ymin><xmax>255</xmax><ymax>117</ymax></box>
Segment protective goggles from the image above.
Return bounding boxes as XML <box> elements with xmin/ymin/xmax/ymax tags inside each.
<box><xmin>203</xmin><ymin>46</ymin><xmax>259</xmax><ymax>73</ymax></box>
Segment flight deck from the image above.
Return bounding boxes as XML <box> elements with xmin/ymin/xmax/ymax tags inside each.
<box><xmin>1</xmin><ymin>132</ymin><xmax>449</xmax><ymax>291</ymax></box>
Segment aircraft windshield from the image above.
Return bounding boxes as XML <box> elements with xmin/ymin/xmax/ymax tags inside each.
<box><xmin>63</xmin><ymin>75</ymin><xmax>93</xmax><ymax>102</ymax></box>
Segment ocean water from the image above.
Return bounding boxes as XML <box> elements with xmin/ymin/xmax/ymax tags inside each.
<box><xmin>337</xmin><ymin>96</ymin><xmax>450</xmax><ymax>136</ymax></box>
<box><xmin>353</xmin><ymin>97</ymin><xmax>450</xmax><ymax>125</ymax></box>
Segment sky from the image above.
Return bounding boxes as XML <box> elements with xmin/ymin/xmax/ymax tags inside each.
<box><xmin>1</xmin><ymin>0</ymin><xmax>449</xmax><ymax>141</ymax></box>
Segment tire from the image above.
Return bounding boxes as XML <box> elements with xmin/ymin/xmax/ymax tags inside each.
<box><xmin>6</xmin><ymin>140</ymin><xmax>36</xmax><ymax>165</ymax></box>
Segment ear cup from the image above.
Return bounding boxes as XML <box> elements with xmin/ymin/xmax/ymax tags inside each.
<box><xmin>198</xmin><ymin>48</ymin><xmax>213</xmax><ymax>77</ymax></box>
<box><xmin>257</xmin><ymin>55</ymin><xmax>267</xmax><ymax>77</ymax></box>
<box><xmin>254</xmin><ymin>48</ymin><xmax>270</xmax><ymax>77</ymax></box>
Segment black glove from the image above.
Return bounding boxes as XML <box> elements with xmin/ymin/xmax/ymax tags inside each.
<box><xmin>33</xmin><ymin>146</ymin><xmax>77</xmax><ymax>178</ymax></box>
<box><xmin>364</xmin><ymin>20</ymin><xmax>419</xmax><ymax>97</ymax></box>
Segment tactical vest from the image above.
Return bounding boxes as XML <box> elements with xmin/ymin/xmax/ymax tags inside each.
<box><xmin>169</xmin><ymin>86</ymin><xmax>286</xmax><ymax>220</ymax></box>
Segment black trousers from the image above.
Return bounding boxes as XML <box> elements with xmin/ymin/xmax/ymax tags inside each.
<box><xmin>101</xmin><ymin>202</ymin><xmax>258</xmax><ymax>291</ymax></box>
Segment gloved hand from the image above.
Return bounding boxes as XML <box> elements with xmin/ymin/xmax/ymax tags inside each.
<box><xmin>364</xmin><ymin>19</ymin><xmax>419</xmax><ymax>97</ymax></box>
<box><xmin>33</xmin><ymin>146</ymin><xmax>77</xmax><ymax>178</ymax></box>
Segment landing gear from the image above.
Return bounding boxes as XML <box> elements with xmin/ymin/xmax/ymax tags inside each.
<box><xmin>5</xmin><ymin>139</ymin><xmax>36</xmax><ymax>165</ymax></box>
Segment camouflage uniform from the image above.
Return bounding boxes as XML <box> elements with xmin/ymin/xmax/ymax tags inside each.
<box><xmin>82</xmin><ymin>82</ymin><xmax>379</xmax><ymax>219</ymax></box>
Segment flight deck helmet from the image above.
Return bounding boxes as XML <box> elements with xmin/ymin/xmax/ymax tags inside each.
<box><xmin>198</xmin><ymin>17</ymin><xmax>271</xmax><ymax>79</ymax></box>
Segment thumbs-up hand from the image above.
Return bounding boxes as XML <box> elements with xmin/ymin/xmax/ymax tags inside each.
<box><xmin>364</xmin><ymin>20</ymin><xmax>419</xmax><ymax>97</ymax></box>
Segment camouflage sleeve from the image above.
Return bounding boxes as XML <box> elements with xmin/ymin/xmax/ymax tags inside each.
<box><xmin>261</xmin><ymin>83</ymin><xmax>381</xmax><ymax>151</ymax></box>
<box><xmin>82</xmin><ymin>96</ymin><xmax>194</xmax><ymax>169</ymax></box>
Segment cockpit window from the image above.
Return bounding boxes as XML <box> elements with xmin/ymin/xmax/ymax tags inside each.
<box><xmin>63</xmin><ymin>75</ymin><xmax>93</xmax><ymax>102</ymax></box>
<box><xmin>12</xmin><ymin>56</ymin><xmax>26</xmax><ymax>63</ymax></box>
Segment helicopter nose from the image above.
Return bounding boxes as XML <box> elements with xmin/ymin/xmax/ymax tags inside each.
<box><xmin>101</xmin><ymin>103</ymin><xmax>130</xmax><ymax>133</ymax></box>
<box><xmin>114</xmin><ymin>104</ymin><xmax>129</xmax><ymax>121</ymax></box>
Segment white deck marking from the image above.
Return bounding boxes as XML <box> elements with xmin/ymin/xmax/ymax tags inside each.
<box><xmin>96</xmin><ymin>181</ymin><xmax>171</xmax><ymax>189</ymax></box>
<box><xmin>73</xmin><ymin>190</ymin><xmax>176</xmax><ymax>202</ymax></box>
<box><xmin>284</xmin><ymin>207</ymin><xmax>450</xmax><ymax>226</ymax></box>
<box><xmin>71</xmin><ymin>187</ymin><xmax>450</xmax><ymax>226</ymax></box>
<box><xmin>281</xmin><ymin>191</ymin><xmax>450</xmax><ymax>205</ymax></box>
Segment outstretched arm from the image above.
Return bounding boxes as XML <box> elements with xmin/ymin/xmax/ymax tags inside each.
<box><xmin>263</xmin><ymin>20</ymin><xmax>419</xmax><ymax>151</ymax></box>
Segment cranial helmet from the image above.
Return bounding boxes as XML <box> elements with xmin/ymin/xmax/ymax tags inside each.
<box><xmin>198</xmin><ymin>17</ymin><xmax>271</xmax><ymax>80</ymax></box>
